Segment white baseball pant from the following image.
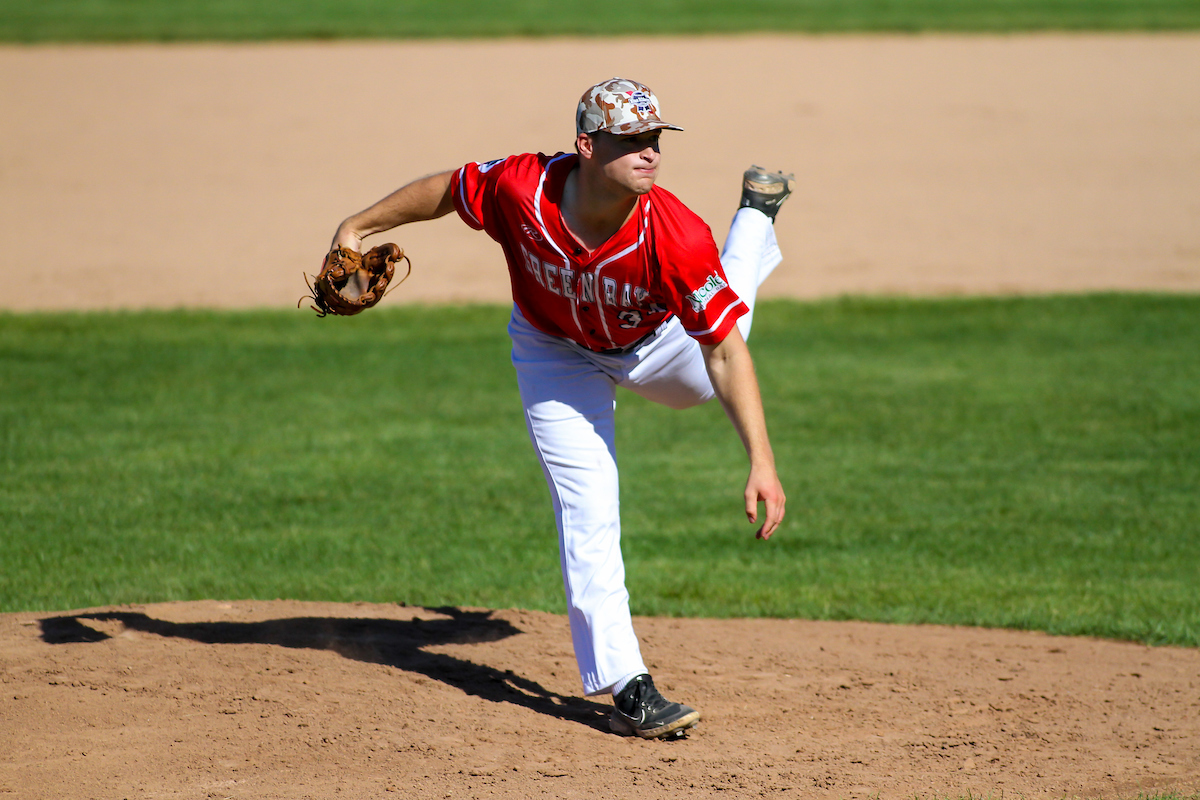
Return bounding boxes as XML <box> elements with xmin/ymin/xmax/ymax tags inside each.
<box><xmin>509</xmin><ymin>207</ymin><xmax>782</xmax><ymax>695</ymax></box>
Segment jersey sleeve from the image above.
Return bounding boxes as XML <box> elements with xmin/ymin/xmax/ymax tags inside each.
<box><xmin>656</xmin><ymin>219</ymin><xmax>747</xmax><ymax>346</ymax></box>
<box><xmin>450</xmin><ymin>156</ymin><xmax>514</xmax><ymax>237</ymax></box>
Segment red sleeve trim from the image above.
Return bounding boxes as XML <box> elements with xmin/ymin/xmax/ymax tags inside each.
<box><xmin>451</xmin><ymin>164</ymin><xmax>486</xmax><ymax>231</ymax></box>
<box><xmin>683</xmin><ymin>299</ymin><xmax>747</xmax><ymax>345</ymax></box>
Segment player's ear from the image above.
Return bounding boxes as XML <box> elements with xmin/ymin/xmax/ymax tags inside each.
<box><xmin>576</xmin><ymin>132</ymin><xmax>594</xmax><ymax>160</ymax></box>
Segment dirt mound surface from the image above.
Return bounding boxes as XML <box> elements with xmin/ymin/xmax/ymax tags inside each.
<box><xmin>2</xmin><ymin>600</ymin><xmax>1197</xmax><ymax>798</ymax></box>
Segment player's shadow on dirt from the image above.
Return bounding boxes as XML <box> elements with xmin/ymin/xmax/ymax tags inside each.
<box><xmin>39</xmin><ymin>608</ymin><xmax>610</xmax><ymax>731</ymax></box>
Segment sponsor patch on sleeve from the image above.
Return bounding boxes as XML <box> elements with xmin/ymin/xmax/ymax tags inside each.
<box><xmin>686</xmin><ymin>273</ymin><xmax>729</xmax><ymax>313</ymax></box>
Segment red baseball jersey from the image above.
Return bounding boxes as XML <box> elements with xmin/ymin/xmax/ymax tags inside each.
<box><xmin>451</xmin><ymin>152</ymin><xmax>746</xmax><ymax>351</ymax></box>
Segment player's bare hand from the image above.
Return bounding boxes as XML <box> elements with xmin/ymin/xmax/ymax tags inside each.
<box><xmin>331</xmin><ymin>227</ymin><xmax>363</xmax><ymax>253</ymax></box>
<box><xmin>745</xmin><ymin>463</ymin><xmax>786</xmax><ymax>540</ymax></box>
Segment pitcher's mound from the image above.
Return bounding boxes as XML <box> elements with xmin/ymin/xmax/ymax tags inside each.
<box><xmin>3</xmin><ymin>600</ymin><xmax>1197</xmax><ymax>798</ymax></box>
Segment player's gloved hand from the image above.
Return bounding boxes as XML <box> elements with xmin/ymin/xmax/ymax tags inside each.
<box><xmin>300</xmin><ymin>243</ymin><xmax>411</xmax><ymax>317</ymax></box>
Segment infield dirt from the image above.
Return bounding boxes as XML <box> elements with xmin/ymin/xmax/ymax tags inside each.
<box><xmin>1</xmin><ymin>35</ymin><xmax>1199</xmax><ymax>309</ymax></box>
<box><xmin>1</xmin><ymin>35</ymin><xmax>1199</xmax><ymax>799</ymax></box>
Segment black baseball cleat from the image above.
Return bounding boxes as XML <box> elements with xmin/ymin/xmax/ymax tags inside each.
<box><xmin>739</xmin><ymin>165</ymin><xmax>794</xmax><ymax>222</ymax></box>
<box><xmin>609</xmin><ymin>674</ymin><xmax>701</xmax><ymax>740</ymax></box>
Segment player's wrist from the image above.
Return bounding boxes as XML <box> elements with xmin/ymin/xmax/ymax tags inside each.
<box><xmin>748</xmin><ymin>454</ymin><xmax>777</xmax><ymax>473</ymax></box>
<box><xmin>332</xmin><ymin>229</ymin><xmax>362</xmax><ymax>251</ymax></box>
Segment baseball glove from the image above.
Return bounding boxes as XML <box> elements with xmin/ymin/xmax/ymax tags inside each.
<box><xmin>301</xmin><ymin>243</ymin><xmax>411</xmax><ymax>317</ymax></box>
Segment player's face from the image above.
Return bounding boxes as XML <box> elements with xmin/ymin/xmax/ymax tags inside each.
<box><xmin>584</xmin><ymin>130</ymin><xmax>662</xmax><ymax>196</ymax></box>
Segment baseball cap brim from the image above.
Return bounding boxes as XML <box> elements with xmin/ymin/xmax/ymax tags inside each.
<box><xmin>601</xmin><ymin>119</ymin><xmax>685</xmax><ymax>135</ymax></box>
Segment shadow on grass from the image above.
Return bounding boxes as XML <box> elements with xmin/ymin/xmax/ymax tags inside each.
<box><xmin>39</xmin><ymin>607</ymin><xmax>611</xmax><ymax>731</ymax></box>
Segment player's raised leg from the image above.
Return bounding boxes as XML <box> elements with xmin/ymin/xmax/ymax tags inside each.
<box><xmin>620</xmin><ymin>165</ymin><xmax>793</xmax><ymax>408</ymax></box>
<box><xmin>722</xmin><ymin>166</ymin><xmax>792</xmax><ymax>341</ymax></box>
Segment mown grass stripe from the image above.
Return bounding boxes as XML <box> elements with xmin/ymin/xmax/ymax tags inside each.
<box><xmin>2</xmin><ymin>0</ymin><xmax>1199</xmax><ymax>41</ymax></box>
<box><xmin>1</xmin><ymin>295</ymin><xmax>1197</xmax><ymax>647</ymax></box>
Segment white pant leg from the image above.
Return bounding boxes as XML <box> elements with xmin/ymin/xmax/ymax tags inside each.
<box><xmin>720</xmin><ymin>207</ymin><xmax>782</xmax><ymax>342</ymax></box>
<box><xmin>509</xmin><ymin>310</ymin><xmax>647</xmax><ymax>695</ymax></box>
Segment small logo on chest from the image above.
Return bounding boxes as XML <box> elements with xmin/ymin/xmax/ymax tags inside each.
<box><xmin>521</xmin><ymin>223</ymin><xmax>544</xmax><ymax>242</ymax></box>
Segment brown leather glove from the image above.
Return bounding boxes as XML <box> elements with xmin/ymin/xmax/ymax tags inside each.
<box><xmin>302</xmin><ymin>243</ymin><xmax>410</xmax><ymax>317</ymax></box>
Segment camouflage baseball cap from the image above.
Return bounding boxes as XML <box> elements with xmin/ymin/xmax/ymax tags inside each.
<box><xmin>576</xmin><ymin>78</ymin><xmax>684</xmax><ymax>136</ymax></box>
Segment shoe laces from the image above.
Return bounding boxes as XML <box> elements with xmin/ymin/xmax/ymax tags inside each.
<box><xmin>621</xmin><ymin>675</ymin><xmax>671</xmax><ymax>715</ymax></box>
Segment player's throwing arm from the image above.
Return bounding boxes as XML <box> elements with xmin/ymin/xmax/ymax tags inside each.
<box><xmin>301</xmin><ymin>171</ymin><xmax>457</xmax><ymax>316</ymax></box>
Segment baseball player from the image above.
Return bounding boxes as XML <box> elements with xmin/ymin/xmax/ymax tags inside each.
<box><xmin>330</xmin><ymin>78</ymin><xmax>790</xmax><ymax>739</ymax></box>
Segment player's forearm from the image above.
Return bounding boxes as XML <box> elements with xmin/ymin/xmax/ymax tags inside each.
<box><xmin>332</xmin><ymin>170</ymin><xmax>457</xmax><ymax>250</ymax></box>
<box><xmin>701</xmin><ymin>331</ymin><xmax>776</xmax><ymax>469</ymax></box>
<box><xmin>704</xmin><ymin>330</ymin><xmax>786</xmax><ymax>539</ymax></box>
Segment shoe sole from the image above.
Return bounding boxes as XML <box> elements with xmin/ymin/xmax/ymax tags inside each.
<box><xmin>744</xmin><ymin>179</ymin><xmax>789</xmax><ymax>196</ymax></box>
<box><xmin>609</xmin><ymin>708</ymin><xmax>701</xmax><ymax>739</ymax></box>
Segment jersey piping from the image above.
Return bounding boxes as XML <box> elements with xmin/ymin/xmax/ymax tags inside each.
<box><xmin>589</xmin><ymin>200</ymin><xmax>652</xmax><ymax>349</ymax></box>
<box><xmin>533</xmin><ymin>154</ymin><xmax>586</xmax><ymax>342</ymax></box>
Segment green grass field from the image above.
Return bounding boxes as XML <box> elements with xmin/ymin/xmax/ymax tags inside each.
<box><xmin>1</xmin><ymin>0</ymin><xmax>1198</xmax><ymax>41</ymax></box>
<box><xmin>2</xmin><ymin>296</ymin><xmax>1197</xmax><ymax>647</ymax></box>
